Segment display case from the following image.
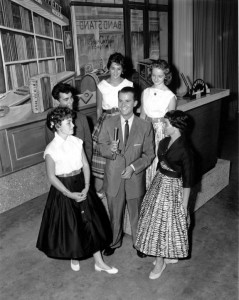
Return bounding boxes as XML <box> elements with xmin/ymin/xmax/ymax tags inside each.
<box><xmin>0</xmin><ymin>0</ymin><xmax>69</xmax><ymax>105</ymax></box>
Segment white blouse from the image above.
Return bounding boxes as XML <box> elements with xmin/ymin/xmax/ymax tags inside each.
<box><xmin>98</xmin><ymin>78</ymin><xmax>133</xmax><ymax>109</ymax></box>
<box><xmin>143</xmin><ymin>87</ymin><xmax>176</xmax><ymax>118</ymax></box>
<box><xmin>44</xmin><ymin>133</ymin><xmax>83</xmax><ymax>175</ymax></box>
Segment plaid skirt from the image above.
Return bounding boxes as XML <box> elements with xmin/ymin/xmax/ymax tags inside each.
<box><xmin>92</xmin><ymin>111</ymin><xmax>119</xmax><ymax>178</ymax></box>
<box><xmin>145</xmin><ymin>117</ymin><xmax>165</xmax><ymax>190</ymax></box>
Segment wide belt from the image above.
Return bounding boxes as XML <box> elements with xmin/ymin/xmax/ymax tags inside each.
<box><xmin>158</xmin><ymin>164</ymin><xmax>181</xmax><ymax>178</ymax></box>
<box><xmin>58</xmin><ymin>169</ymin><xmax>82</xmax><ymax>177</ymax></box>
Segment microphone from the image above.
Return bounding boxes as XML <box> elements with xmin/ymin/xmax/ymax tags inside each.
<box><xmin>114</xmin><ymin>127</ymin><xmax>118</xmax><ymax>141</ymax></box>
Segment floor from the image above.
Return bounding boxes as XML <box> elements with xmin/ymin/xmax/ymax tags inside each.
<box><xmin>0</xmin><ymin>117</ymin><xmax>238</xmax><ymax>300</ymax></box>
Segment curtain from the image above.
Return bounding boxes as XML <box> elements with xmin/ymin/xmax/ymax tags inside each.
<box><xmin>193</xmin><ymin>0</ymin><xmax>238</xmax><ymax>119</ymax></box>
<box><xmin>172</xmin><ymin>0</ymin><xmax>193</xmax><ymax>96</ymax></box>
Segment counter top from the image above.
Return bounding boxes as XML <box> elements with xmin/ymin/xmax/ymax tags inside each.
<box><xmin>177</xmin><ymin>88</ymin><xmax>230</xmax><ymax>111</ymax></box>
<box><xmin>0</xmin><ymin>88</ymin><xmax>230</xmax><ymax>131</ymax></box>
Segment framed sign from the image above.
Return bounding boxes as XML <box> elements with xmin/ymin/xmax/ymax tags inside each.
<box><xmin>64</xmin><ymin>31</ymin><xmax>72</xmax><ymax>49</ymax></box>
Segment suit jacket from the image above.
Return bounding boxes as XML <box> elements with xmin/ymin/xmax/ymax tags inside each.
<box><xmin>45</xmin><ymin>111</ymin><xmax>93</xmax><ymax>162</ymax></box>
<box><xmin>98</xmin><ymin>114</ymin><xmax>155</xmax><ymax>199</ymax></box>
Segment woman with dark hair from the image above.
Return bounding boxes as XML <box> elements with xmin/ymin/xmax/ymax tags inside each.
<box><xmin>36</xmin><ymin>107</ymin><xmax>118</xmax><ymax>274</ymax></box>
<box><xmin>140</xmin><ymin>60</ymin><xmax>177</xmax><ymax>189</ymax></box>
<box><xmin>135</xmin><ymin>110</ymin><xmax>195</xmax><ymax>280</ymax></box>
<box><xmin>92</xmin><ymin>52</ymin><xmax>133</xmax><ymax>196</ymax></box>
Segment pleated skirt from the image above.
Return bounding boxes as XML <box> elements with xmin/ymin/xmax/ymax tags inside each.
<box><xmin>135</xmin><ymin>162</ymin><xmax>190</xmax><ymax>258</ymax></box>
<box><xmin>36</xmin><ymin>172</ymin><xmax>112</xmax><ymax>259</ymax></box>
<box><xmin>91</xmin><ymin>111</ymin><xmax>119</xmax><ymax>178</ymax></box>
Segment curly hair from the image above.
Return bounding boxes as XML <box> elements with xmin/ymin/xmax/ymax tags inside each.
<box><xmin>46</xmin><ymin>107</ymin><xmax>76</xmax><ymax>132</ymax></box>
<box><xmin>150</xmin><ymin>59</ymin><xmax>172</xmax><ymax>85</ymax></box>
<box><xmin>107</xmin><ymin>52</ymin><xmax>126</xmax><ymax>73</ymax></box>
<box><xmin>164</xmin><ymin>110</ymin><xmax>191</xmax><ymax>133</ymax></box>
<box><xmin>51</xmin><ymin>83</ymin><xmax>73</xmax><ymax>101</ymax></box>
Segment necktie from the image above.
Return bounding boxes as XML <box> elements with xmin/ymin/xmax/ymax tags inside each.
<box><xmin>124</xmin><ymin>120</ymin><xmax>129</xmax><ymax>146</ymax></box>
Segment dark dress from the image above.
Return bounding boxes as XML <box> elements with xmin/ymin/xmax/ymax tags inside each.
<box><xmin>36</xmin><ymin>135</ymin><xmax>112</xmax><ymax>260</ymax></box>
<box><xmin>135</xmin><ymin>136</ymin><xmax>194</xmax><ymax>258</ymax></box>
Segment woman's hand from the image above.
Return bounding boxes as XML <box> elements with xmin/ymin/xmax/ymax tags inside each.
<box><xmin>70</xmin><ymin>191</ymin><xmax>87</xmax><ymax>202</ymax></box>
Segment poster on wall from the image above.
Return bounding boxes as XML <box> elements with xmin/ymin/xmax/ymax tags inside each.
<box><xmin>74</xmin><ymin>6</ymin><xmax>125</xmax><ymax>75</ymax></box>
<box><xmin>64</xmin><ymin>31</ymin><xmax>72</xmax><ymax>49</ymax></box>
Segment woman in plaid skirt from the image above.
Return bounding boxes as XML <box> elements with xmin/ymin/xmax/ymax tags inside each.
<box><xmin>135</xmin><ymin>110</ymin><xmax>195</xmax><ymax>280</ymax></box>
<box><xmin>92</xmin><ymin>52</ymin><xmax>133</xmax><ymax>196</ymax></box>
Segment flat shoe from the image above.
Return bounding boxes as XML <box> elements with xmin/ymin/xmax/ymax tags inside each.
<box><xmin>149</xmin><ymin>261</ymin><xmax>166</xmax><ymax>280</ymax></box>
<box><xmin>94</xmin><ymin>264</ymin><xmax>118</xmax><ymax>274</ymax></box>
<box><xmin>153</xmin><ymin>258</ymin><xmax>178</xmax><ymax>265</ymax></box>
<box><xmin>71</xmin><ymin>260</ymin><xmax>80</xmax><ymax>271</ymax></box>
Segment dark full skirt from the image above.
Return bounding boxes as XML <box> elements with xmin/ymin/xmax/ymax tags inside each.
<box><xmin>36</xmin><ymin>172</ymin><xmax>112</xmax><ymax>259</ymax></box>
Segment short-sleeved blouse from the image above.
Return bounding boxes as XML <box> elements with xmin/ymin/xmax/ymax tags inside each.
<box><xmin>157</xmin><ymin>136</ymin><xmax>195</xmax><ymax>188</ymax></box>
<box><xmin>44</xmin><ymin>133</ymin><xmax>83</xmax><ymax>175</ymax></box>
<box><xmin>143</xmin><ymin>88</ymin><xmax>176</xmax><ymax>118</ymax></box>
<box><xmin>98</xmin><ymin>78</ymin><xmax>133</xmax><ymax>109</ymax></box>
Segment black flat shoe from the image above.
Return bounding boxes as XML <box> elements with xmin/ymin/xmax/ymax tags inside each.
<box><xmin>103</xmin><ymin>247</ymin><xmax>115</xmax><ymax>256</ymax></box>
<box><xmin>137</xmin><ymin>250</ymin><xmax>147</xmax><ymax>258</ymax></box>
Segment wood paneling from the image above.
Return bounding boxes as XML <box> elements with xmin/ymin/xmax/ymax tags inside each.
<box><xmin>0</xmin><ymin>130</ymin><xmax>12</xmax><ymax>175</ymax></box>
<box><xmin>7</xmin><ymin>121</ymin><xmax>46</xmax><ymax>171</ymax></box>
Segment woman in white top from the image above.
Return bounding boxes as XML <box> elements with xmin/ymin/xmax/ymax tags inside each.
<box><xmin>36</xmin><ymin>107</ymin><xmax>118</xmax><ymax>274</ymax></box>
<box><xmin>140</xmin><ymin>60</ymin><xmax>177</xmax><ymax>189</ymax></box>
<box><xmin>92</xmin><ymin>53</ymin><xmax>133</xmax><ymax>196</ymax></box>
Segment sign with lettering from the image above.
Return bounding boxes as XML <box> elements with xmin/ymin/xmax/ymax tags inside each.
<box><xmin>77</xmin><ymin>19</ymin><xmax>123</xmax><ymax>34</ymax></box>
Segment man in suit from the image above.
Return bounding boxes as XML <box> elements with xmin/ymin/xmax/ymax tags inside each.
<box><xmin>98</xmin><ymin>86</ymin><xmax>155</xmax><ymax>257</ymax></box>
<box><xmin>45</xmin><ymin>82</ymin><xmax>92</xmax><ymax>162</ymax></box>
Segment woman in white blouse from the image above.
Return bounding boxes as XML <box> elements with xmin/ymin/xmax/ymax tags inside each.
<box><xmin>36</xmin><ymin>107</ymin><xmax>118</xmax><ymax>274</ymax></box>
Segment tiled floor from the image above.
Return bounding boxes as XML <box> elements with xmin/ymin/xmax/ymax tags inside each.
<box><xmin>0</xmin><ymin>117</ymin><xmax>238</xmax><ymax>300</ymax></box>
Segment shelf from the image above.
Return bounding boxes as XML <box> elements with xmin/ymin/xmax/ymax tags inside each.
<box><xmin>5</xmin><ymin>59</ymin><xmax>37</xmax><ymax>65</ymax></box>
<box><xmin>0</xmin><ymin>26</ymin><xmax>34</xmax><ymax>35</ymax></box>
<box><xmin>0</xmin><ymin>71</ymin><xmax>75</xmax><ymax>109</ymax></box>
<box><xmin>12</xmin><ymin>0</ymin><xmax>69</xmax><ymax>27</ymax></box>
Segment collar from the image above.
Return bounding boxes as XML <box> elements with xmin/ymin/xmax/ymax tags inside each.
<box><xmin>54</xmin><ymin>132</ymin><xmax>69</xmax><ymax>145</ymax></box>
<box><xmin>120</xmin><ymin>114</ymin><xmax>134</xmax><ymax>127</ymax></box>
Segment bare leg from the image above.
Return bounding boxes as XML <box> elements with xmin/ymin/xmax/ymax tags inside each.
<box><xmin>149</xmin><ymin>257</ymin><xmax>166</xmax><ymax>279</ymax></box>
<box><xmin>152</xmin><ymin>257</ymin><xmax>164</xmax><ymax>273</ymax></box>
<box><xmin>93</xmin><ymin>251</ymin><xmax>112</xmax><ymax>270</ymax></box>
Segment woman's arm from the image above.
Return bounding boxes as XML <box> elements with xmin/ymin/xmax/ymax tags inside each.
<box><xmin>45</xmin><ymin>154</ymin><xmax>83</xmax><ymax>202</ymax></box>
<box><xmin>96</xmin><ymin>87</ymin><xmax>103</xmax><ymax>120</ymax></box>
<box><xmin>80</xmin><ymin>148</ymin><xmax>90</xmax><ymax>197</ymax></box>
<box><xmin>168</xmin><ymin>95</ymin><xmax>177</xmax><ymax>111</ymax></box>
<box><xmin>140</xmin><ymin>91</ymin><xmax>146</xmax><ymax>119</ymax></box>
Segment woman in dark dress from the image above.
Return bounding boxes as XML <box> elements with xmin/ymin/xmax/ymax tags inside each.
<box><xmin>36</xmin><ymin>107</ymin><xmax>118</xmax><ymax>274</ymax></box>
<box><xmin>135</xmin><ymin>110</ymin><xmax>194</xmax><ymax>280</ymax></box>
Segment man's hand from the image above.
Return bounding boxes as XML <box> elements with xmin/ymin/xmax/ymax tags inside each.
<box><xmin>110</xmin><ymin>139</ymin><xmax>119</xmax><ymax>153</ymax></box>
<box><xmin>121</xmin><ymin>166</ymin><xmax>134</xmax><ymax>179</ymax></box>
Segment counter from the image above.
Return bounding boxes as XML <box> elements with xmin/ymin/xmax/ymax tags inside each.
<box><xmin>0</xmin><ymin>88</ymin><xmax>230</xmax><ymax>214</ymax></box>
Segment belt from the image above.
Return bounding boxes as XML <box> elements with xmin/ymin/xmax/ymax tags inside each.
<box><xmin>103</xmin><ymin>107</ymin><xmax>119</xmax><ymax>114</ymax></box>
<box><xmin>58</xmin><ymin>169</ymin><xmax>82</xmax><ymax>177</ymax></box>
<box><xmin>157</xmin><ymin>164</ymin><xmax>181</xmax><ymax>178</ymax></box>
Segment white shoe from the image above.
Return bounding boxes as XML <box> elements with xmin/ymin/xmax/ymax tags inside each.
<box><xmin>71</xmin><ymin>260</ymin><xmax>80</xmax><ymax>271</ymax></box>
<box><xmin>94</xmin><ymin>264</ymin><xmax>118</xmax><ymax>274</ymax></box>
<box><xmin>153</xmin><ymin>258</ymin><xmax>178</xmax><ymax>265</ymax></box>
<box><xmin>149</xmin><ymin>261</ymin><xmax>166</xmax><ymax>280</ymax></box>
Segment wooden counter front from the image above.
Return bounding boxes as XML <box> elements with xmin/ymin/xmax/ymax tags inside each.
<box><xmin>0</xmin><ymin>89</ymin><xmax>229</xmax><ymax>177</ymax></box>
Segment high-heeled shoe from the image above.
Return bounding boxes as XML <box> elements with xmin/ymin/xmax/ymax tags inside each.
<box><xmin>149</xmin><ymin>261</ymin><xmax>166</xmax><ymax>280</ymax></box>
<box><xmin>71</xmin><ymin>260</ymin><xmax>80</xmax><ymax>271</ymax></box>
<box><xmin>153</xmin><ymin>258</ymin><xmax>178</xmax><ymax>265</ymax></box>
<box><xmin>94</xmin><ymin>264</ymin><xmax>118</xmax><ymax>274</ymax></box>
